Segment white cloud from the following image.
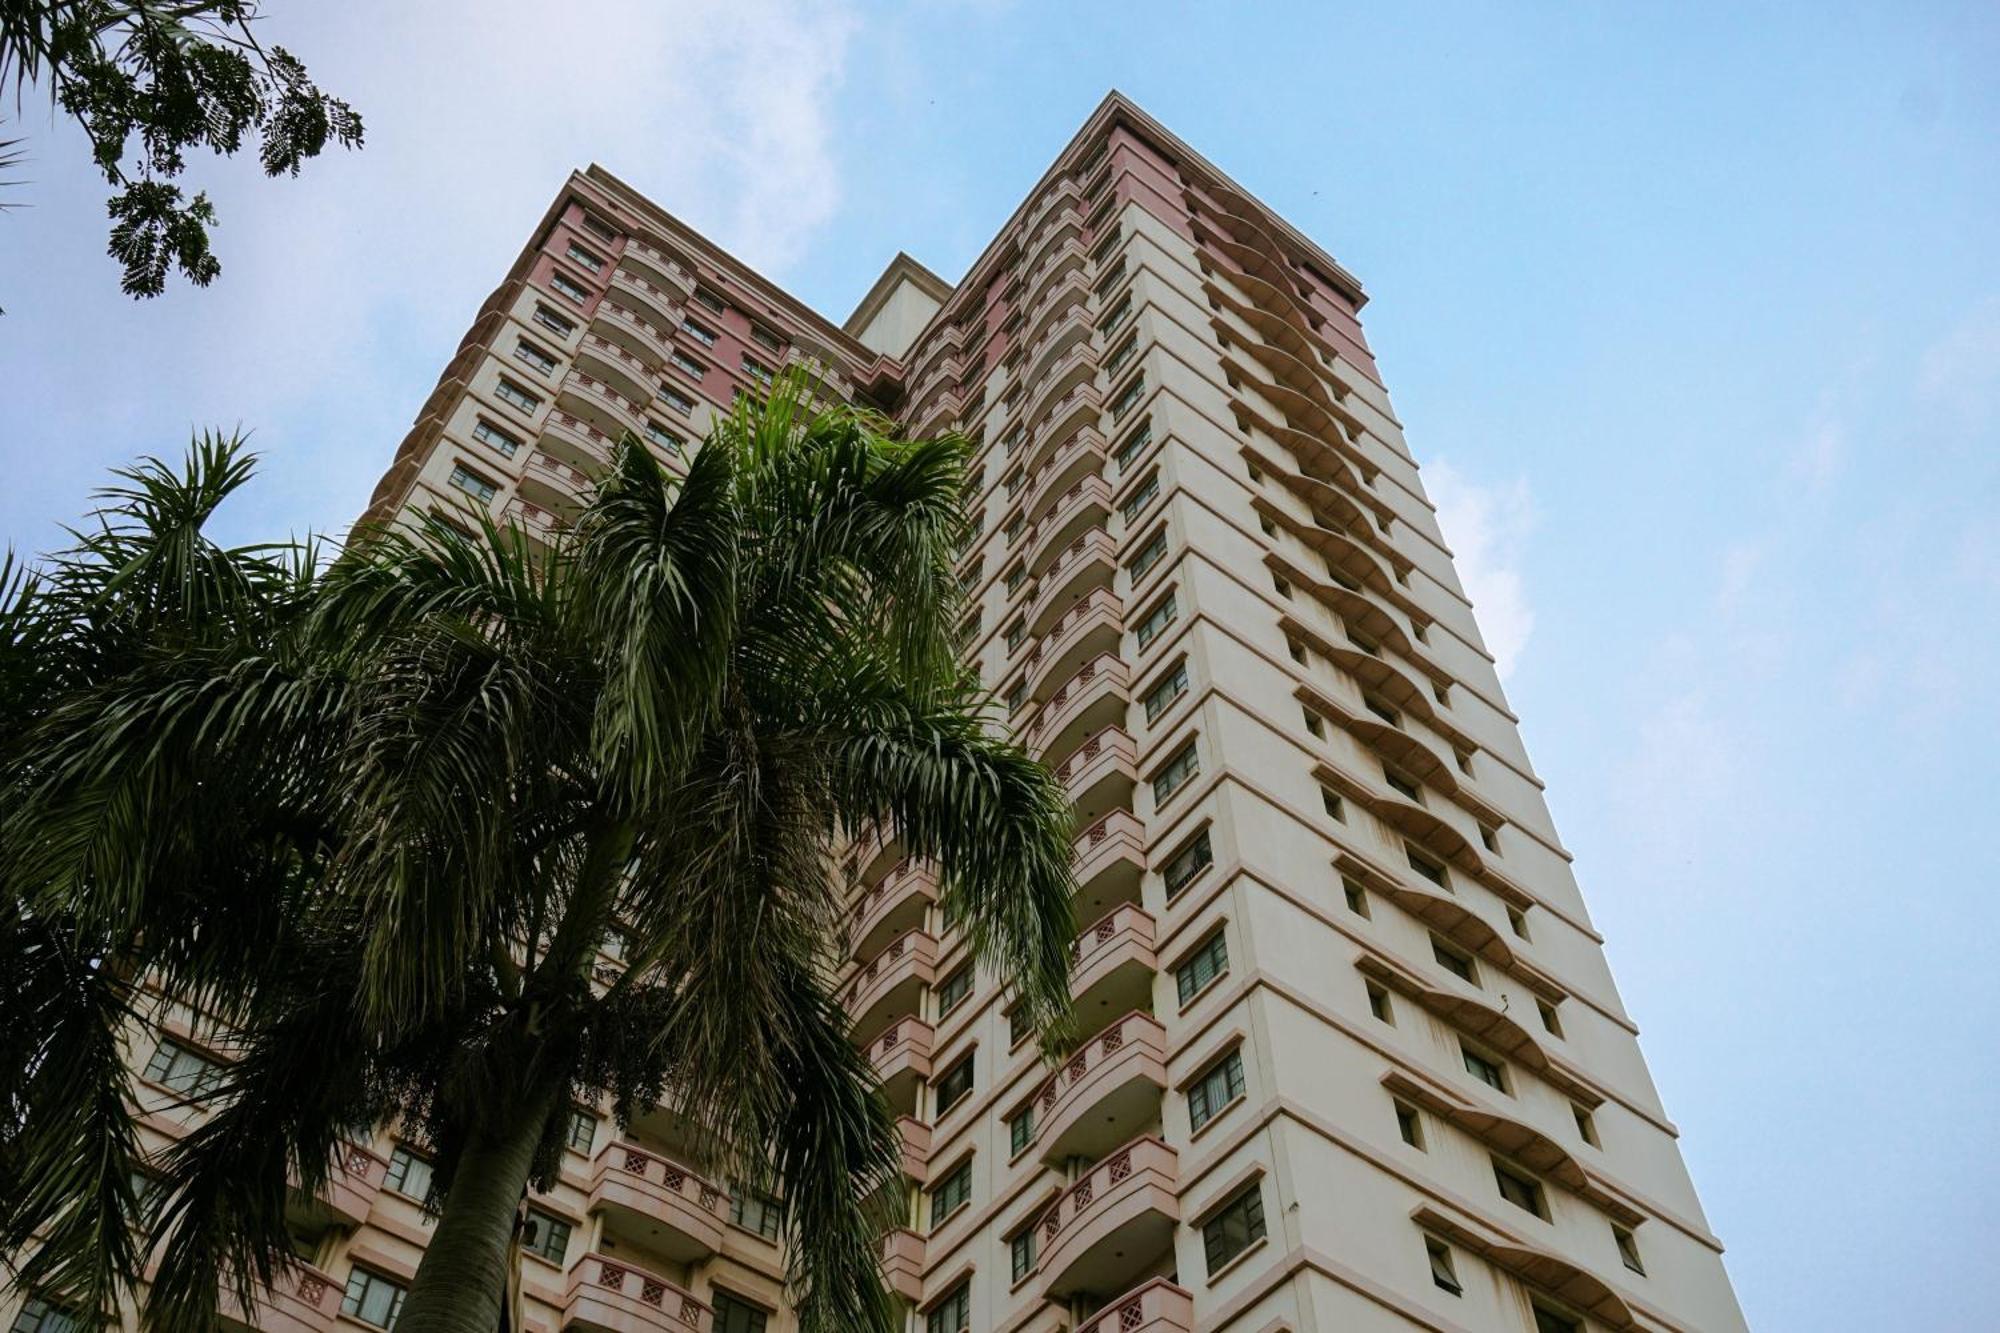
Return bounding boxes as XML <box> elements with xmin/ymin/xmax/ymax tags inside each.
<box><xmin>1424</xmin><ymin>459</ymin><xmax>1537</xmax><ymax>679</ymax></box>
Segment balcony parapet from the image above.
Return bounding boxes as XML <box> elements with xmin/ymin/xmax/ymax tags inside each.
<box><xmin>1036</xmin><ymin>1135</ymin><xmax>1179</xmax><ymax>1298</ymax></box>
<box><xmin>586</xmin><ymin>1142</ymin><xmax>726</xmax><ymax>1260</ymax></box>
<box><xmin>880</xmin><ymin>1227</ymin><xmax>925</xmax><ymax>1302</ymax></box>
<box><xmin>1075</xmin><ymin>1278</ymin><xmax>1196</xmax><ymax>1333</ymax></box>
<box><xmin>1033</xmin><ymin>1010</ymin><xmax>1166</xmax><ymax>1164</ymax></box>
<box><xmin>849</xmin><ymin>859</ymin><xmax>940</xmax><ymax>961</ymax></box>
<box><xmin>563</xmin><ymin>1255</ymin><xmax>709</xmax><ymax>1333</ymax></box>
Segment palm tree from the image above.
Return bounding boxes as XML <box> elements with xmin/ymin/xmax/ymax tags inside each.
<box><xmin>0</xmin><ymin>374</ymin><xmax>1078</xmax><ymax>1333</ymax></box>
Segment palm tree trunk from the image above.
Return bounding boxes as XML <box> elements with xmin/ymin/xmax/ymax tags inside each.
<box><xmin>392</xmin><ymin>1081</ymin><xmax>560</xmax><ymax>1333</ymax></box>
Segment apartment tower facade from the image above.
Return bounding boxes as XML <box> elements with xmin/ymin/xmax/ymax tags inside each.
<box><xmin>46</xmin><ymin>93</ymin><xmax>1747</xmax><ymax>1333</ymax></box>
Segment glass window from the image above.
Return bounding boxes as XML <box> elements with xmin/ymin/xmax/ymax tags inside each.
<box><xmin>694</xmin><ymin>287</ymin><xmax>726</xmax><ymax>314</ymax></box>
<box><xmin>1152</xmin><ymin>740</ymin><xmax>1200</xmax><ymax>804</ymax></box>
<box><xmin>936</xmin><ymin>967</ymin><xmax>973</xmax><ymax>1017</ymax></box>
<box><xmin>494</xmin><ymin>377</ymin><xmax>542</xmax><ymax>414</ymax></box>
<box><xmin>384</xmin><ymin>1145</ymin><xmax>435</xmax><ymax>1204</ymax></box>
<box><xmin>681</xmin><ymin>317</ymin><xmax>718</xmax><ymax>346</ymax></box>
<box><xmin>549</xmin><ymin>271</ymin><xmax>588</xmax><ymax>304</ymax></box>
<box><xmin>670</xmin><ymin>350</ymin><xmax>707</xmax><ymax>379</ymax></box>
<box><xmin>1494</xmin><ymin>1160</ymin><xmax>1546</xmax><ymax>1218</ymax></box>
<box><xmin>730</xmin><ymin>1185</ymin><xmax>783</xmax><ymax>1241</ymax></box>
<box><xmin>531</xmin><ymin>304</ymin><xmax>575</xmax><ymax>337</ymax></box>
<box><xmin>1342</xmin><ymin>877</ymin><xmax>1370</xmax><ymax>917</ymax></box>
<box><xmin>1462</xmin><ymin>1044</ymin><xmax>1507</xmax><ymax>1093</ymax></box>
<box><xmin>341</xmin><ymin>1268</ymin><xmax>407</xmax><ymax>1329</ymax></box>
<box><xmin>566</xmin><ymin>1109</ymin><xmax>596</xmax><ymax>1153</ymax></box>
<box><xmin>1142</xmin><ymin>660</ymin><xmax>1189</xmax><ymax>722</ymax></box>
<box><xmin>1097</xmin><ymin>299</ymin><xmax>1132</xmax><ymax>340</ymax></box>
<box><xmin>1008</xmin><ymin>1106</ymin><xmax>1035</xmax><ymax>1156</ymax></box>
<box><xmin>644</xmin><ymin>421</ymin><xmax>685</xmax><ymax>454</ymax></box>
<box><xmin>1574</xmin><ymin>1104</ymin><xmax>1600</xmax><ymax>1146</ymax></box>
<box><xmin>751</xmin><ymin>324</ymin><xmax>784</xmax><ymax>352</ymax></box>
<box><xmin>10</xmin><ymin>1296</ymin><xmax>83</xmax><ymax>1333</ymax></box>
<box><xmin>1119</xmin><ymin>471</ymin><xmax>1160</xmax><ymax>525</ymax></box>
<box><xmin>1008</xmin><ymin>1006</ymin><xmax>1033</xmax><ymax>1048</ymax></box>
<box><xmin>928</xmin><ymin>1161</ymin><xmax>971</xmax><ymax>1229</ymax></box>
<box><xmin>1426</xmin><ymin>1237</ymin><xmax>1461</xmax><ymax>1295</ymax></box>
<box><xmin>1187</xmin><ymin>1048</ymin><xmax>1246</xmax><ymax>1131</ymax></box>
<box><xmin>1383</xmin><ymin>766</ymin><xmax>1423</xmax><ymax>803</ymax></box>
<box><xmin>142</xmin><ymin>1037</ymin><xmax>225</xmax><ymax>1097</ymax></box>
<box><xmin>1395</xmin><ymin>1101</ymin><xmax>1424</xmax><ymax>1148</ymax></box>
<box><xmin>660</xmin><ymin>388</ymin><xmax>695</xmax><ymax>415</ymax></box>
<box><xmin>447</xmin><ymin>465</ymin><xmax>497</xmax><ymax>504</ymax></box>
<box><xmin>1201</xmin><ymin>1183</ymin><xmax>1267</xmax><ymax>1274</ymax></box>
<box><xmin>1538</xmin><ymin>999</ymin><xmax>1564</xmax><ymax>1037</ymax></box>
<box><xmin>1162</xmin><ymin>828</ymin><xmax>1213</xmax><ymax>899</ymax></box>
<box><xmin>1110</xmin><ymin>373</ymin><xmax>1144</xmax><ymax>420</ymax></box>
<box><xmin>581</xmin><ymin>213</ymin><xmax>617</xmax><ymax>241</ymax></box>
<box><xmin>741</xmin><ymin>355</ymin><xmax>774</xmax><ymax>386</ymax></box>
<box><xmin>513</xmin><ymin>338</ymin><xmax>558</xmax><ymax>375</ymax></box>
<box><xmin>521</xmin><ymin>1209</ymin><xmax>571</xmax><ymax>1263</ymax></box>
<box><xmin>1129</xmin><ymin>532</ymin><xmax>1169</xmax><ymax>586</ymax></box>
<box><xmin>934</xmin><ymin>1055</ymin><xmax>974</xmax><ymax>1116</ymax></box>
<box><xmin>1432</xmin><ymin>937</ymin><xmax>1477</xmax><ymax>985</ymax></box>
<box><xmin>712</xmin><ymin>1292</ymin><xmax>770</xmax><ymax>1333</ymax></box>
<box><xmin>471</xmin><ymin>417</ymin><xmax>522</xmax><ymax>457</ymax></box>
<box><xmin>1533</xmin><ymin>1304</ymin><xmax>1581</xmax><ymax>1333</ymax></box>
<box><xmin>1614</xmin><ymin>1224</ymin><xmax>1646</xmax><ymax>1274</ymax></box>
<box><xmin>1405</xmin><ymin>844</ymin><xmax>1450</xmax><ymax>890</ymax></box>
<box><xmin>1104</xmin><ymin>333</ymin><xmax>1139</xmax><ymax>377</ymax></box>
<box><xmin>1010</xmin><ymin>1227</ymin><xmax>1036</xmax><ymax>1281</ymax></box>
<box><xmin>1175</xmin><ymin>929</ymin><xmax>1228</xmax><ymax>1005</ymax></box>
<box><xmin>1113</xmin><ymin>419</ymin><xmax>1152</xmax><ymax>472</ymax></box>
<box><xmin>926</xmin><ymin>1282</ymin><xmax>970</xmax><ymax>1333</ymax></box>
<box><xmin>565</xmin><ymin>242</ymin><xmax>603</xmax><ymax>272</ymax></box>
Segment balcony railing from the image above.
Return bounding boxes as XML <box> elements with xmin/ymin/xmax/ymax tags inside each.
<box><xmin>1074</xmin><ymin>1278</ymin><xmax>1196</xmax><ymax>1333</ymax></box>
<box><xmin>1037</xmin><ymin>1134</ymin><xmax>1179</xmax><ymax>1297</ymax></box>
<box><xmin>1033</xmin><ymin>1011</ymin><xmax>1167</xmax><ymax>1163</ymax></box>
<box><xmin>586</xmin><ymin>1142</ymin><xmax>726</xmax><ymax>1260</ymax></box>
<box><xmin>563</xmin><ymin>1255</ymin><xmax>708</xmax><ymax>1333</ymax></box>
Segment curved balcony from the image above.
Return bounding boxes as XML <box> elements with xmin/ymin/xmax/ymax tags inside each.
<box><xmin>1030</xmin><ymin>384</ymin><xmax>1105</xmax><ymax>471</ymax></box>
<box><xmin>895</xmin><ymin>1115</ymin><xmax>931</xmax><ymax>1184</ymax></box>
<box><xmin>586</xmin><ymin>1142</ymin><xmax>726</xmax><ymax>1262</ymax></box>
<box><xmin>560</xmin><ymin>370</ymin><xmax>649</xmax><ymax>442</ymax></box>
<box><xmin>881</xmin><ymin>1227</ymin><xmax>925</xmax><ymax>1303</ymax></box>
<box><xmin>1053</xmin><ymin>726</ymin><xmax>1137</xmax><ymax>825</ymax></box>
<box><xmin>849</xmin><ymin>859</ymin><xmax>939</xmax><ymax>961</ymax></box>
<box><xmin>1223</xmin><ymin>354</ymin><xmax>1367</xmax><ymax>472</ymax></box>
<box><xmin>539</xmin><ymin>410</ymin><xmax>615</xmax><ymax>473</ymax></box>
<box><xmin>870</xmin><ymin>1019</ymin><xmax>934</xmax><ymax>1116</ymax></box>
<box><xmin>846</xmin><ymin>928</ymin><xmax>937</xmax><ymax>1042</ymax></box>
<box><xmin>1072</xmin><ymin>810</ymin><xmax>1146</xmax><ymax>920</ymax></box>
<box><xmin>1023</xmin><ymin>344</ymin><xmax>1100</xmax><ymax>442</ymax></box>
<box><xmin>1037</xmin><ymin>1135</ymin><xmax>1179</xmax><ymax>1299</ymax></box>
<box><xmin>620</xmin><ymin>241</ymin><xmax>698</xmax><ymax>299</ymax></box>
<box><xmin>608</xmin><ymin>266</ymin><xmax>685</xmax><ymax>327</ymax></box>
<box><xmin>1020</xmin><ymin>425</ymin><xmax>1107</xmax><ymax>528</ymax></box>
<box><xmin>1034</xmin><ymin>1011</ymin><xmax>1166</xmax><ymax>1165</ymax></box>
<box><xmin>577</xmin><ymin>332</ymin><xmax>660</xmax><ymax>407</ymax></box>
<box><xmin>1302</xmin><ymin>686</ymin><xmax>1504</xmax><ymax>829</ymax></box>
<box><xmin>592</xmin><ymin>295</ymin><xmax>676</xmax><ymax>369</ymax></box>
<box><xmin>501</xmin><ymin>495</ymin><xmax>563</xmax><ymax>543</ymax></box>
<box><xmin>1312</xmin><ymin>759</ymin><xmax>1479</xmax><ymax>880</ymax></box>
<box><xmin>1265</xmin><ymin>551</ymin><xmax>1426</xmax><ymax>669</ymax></box>
<box><xmin>1075</xmin><ymin>1278</ymin><xmax>1195</xmax><ymax>1333</ymax></box>
<box><xmin>1026</xmin><ymin>530</ymin><xmax>1117</xmax><ymax>642</ymax></box>
<box><xmin>1069</xmin><ymin>904</ymin><xmax>1156</xmax><ymax>1024</ymax></box>
<box><xmin>1024</xmin><ymin>477</ymin><xmax>1112</xmax><ymax>578</ymax></box>
<box><xmin>220</xmin><ymin>1262</ymin><xmax>342</xmax><ymax>1333</ymax></box>
<box><xmin>1276</xmin><ymin>612</ymin><xmax>1475</xmax><ymax>758</ymax></box>
<box><xmin>1024</xmin><ymin>589</ymin><xmax>1123</xmax><ymax>702</ymax></box>
<box><xmin>1025</xmin><ymin>179</ymin><xmax>1083</xmax><ymax>245</ymax></box>
<box><xmin>563</xmin><ymin>1255</ymin><xmax>709</xmax><ymax>1333</ymax></box>
<box><xmin>315</xmin><ymin>1141</ymin><xmax>388</xmax><ymax>1228</ymax></box>
<box><xmin>1028</xmin><ymin>652</ymin><xmax>1127</xmax><ymax>760</ymax></box>
<box><xmin>1029</xmin><ymin>235</ymin><xmax>1089</xmax><ymax>302</ymax></box>
<box><xmin>518</xmin><ymin>448</ymin><xmax>595</xmax><ymax>512</ymax></box>
<box><xmin>1232</xmin><ymin>396</ymin><xmax>1378</xmax><ymax>516</ymax></box>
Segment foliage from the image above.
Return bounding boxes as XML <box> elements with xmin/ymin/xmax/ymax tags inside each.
<box><xmin>0</xmin><ymin>1</ymin><xmax>362</xmax><ymax>297</ymax></box>
<box><xmin>0</xmin><ymin>375</ymin><xmax>1077</xmax><ymax>1333</ymax></box>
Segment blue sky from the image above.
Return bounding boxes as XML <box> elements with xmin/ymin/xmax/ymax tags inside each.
<box><xmin>3</xmin><ymin>2</ymin><xmax>1996</xmax><ymax>1326</ymax></box>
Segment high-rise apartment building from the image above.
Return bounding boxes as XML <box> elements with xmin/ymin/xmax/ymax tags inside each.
<box><xmin>26</xmin><ymin>93</ymin><xmax>1746</xmax><ymax>1333</ymax></box>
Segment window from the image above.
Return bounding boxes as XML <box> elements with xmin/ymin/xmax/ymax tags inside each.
<box><xmin>1537</xmin><ymin>999</ymin><xmax>1564</xmax><ymax>1037</ymax></box>
<box><xmin>1105</xmin><ymin>333</ymin><xmax>1138</xmax><ymax>377</ymax></box>
<box><xmin>1201</xmin><ymin>1183</ymin><xmax>1267</xmax><ymax>1274</ymax></box>
<box><xmin>1455</xmin><ymin>747</ymin><xmax>1476</xmax><ymax>776</ymax></box>
<box><xmin>1383</xmin><ymin>765</ymin><xmax>1422</xmax><ymax>803</ymax></box>
<box><xmin>1494</xmin><ymin>1158</ymin><xmax>1547</xmax><ymax>1218</ymax></box>
<box><xmin>1113</xmin><ymin>419</ymin><xmax>1152</xmax><ymax>472</ymax></box>
<box><xmin>1098</xmin><ymin>296</ymin><xmax>1132</xmax><ymax>337</ymax></box>
<box><xmin>1003</xmin><ymin>514</ymin><xmax>1025</xmax><ymax>546</ymax></box>
<box><xmin>1093</xmin><ymin>259</ymin><xmax>1126</xmax><ymax>299</ymax></box>
<box><xmin>1342</xmin><ymin>877</ymin><xmax>1370</xmax><ymax>918</ymax></box>
<box><xmin>1162</xmin><ymin>828</ymin><xmax>1214</xmax><ymax>899</ymax></box>
<box><xmin>1287</xmin><ymin>636</ymin><xmax>1308</xmax><ymax>665</ymax></box>
<box><xmin>751</xmin><ymin>324</ymin><xmax>784</xmax><ymax>352</ymax></box>
<box><xmin>1004</xmin><ymin>563</ymin><xmax>1027</xmax><ymax>595</ymax></box>
<box><xmin>1175</xmin><ymin>929</ymin><xmax>1228</xmax><ymax>1005</ymax></box>
<box><xmin>1532</xmin><ymin>1304</ymin><xmax>1581</xmax><ymax>1333</ymax></box>
<box><xmin>1272</xmin><ymin>573</ymin><xmax>1292</xmax><ymax>599</ymax></box>
<box><xmin>142</xmin><ymin>1037</ymin><xmax>225</xmax><ymax>1096</ymax></box>
<box><xmin>679</xmin><ymin>316</ymin><xmax>719</xmax><ymax>347</ymax></box>
<box><xmin>9</xmin><ymin>1296</ymin><xmax>82</xmax><ymax>1333</ymax></box>
<box><xmin>447</xmin><ymin>464</ymin><xmax>497</xmax><ymax>504</ymax></box>
<box><xmin>670</xmin><ymin>350</ymin><xmax>707</xmax><ymax>380</ymax></box>
<box><xmin>1479</xmin><ymin>823</ymin><xmax>1500</xmax><ymax>853</ymax></box>
<box><xmin>1320</xmin><ymin>787</ymin><xmax>1345</xmax><ymax>822</ymax></box>
<box><xmin>1573</xmin><ymin>1104</ymin><xmax>1600</xmax><ymax>1146</ymax></box>
<box><xmin>1614</xmin><ymin>1224</ymin><xmax>1646</xmax><ymax>1274</ymax></box>
<box><xmin>1134</xmin><ymin>588</ymin><xmax>1177</xmax><ymax>648</ymax></box>
<box><xmin>532</xmin><ymin>304</ymin><xmax>575</xmax><ymax>337</ymax></box>
<box><xmin>1110</xmin><ymin>373</ymin><xmax>1145</xmax><ymax>420</ymax></box>
<box><xmin>730</xmin><ymin>1185</ymin><xmax>783</xmax><ymax>1241</ymax></box>
<box><xmin>1395</xmin><ymin>1100</ymin><xmax>1424</xmax><ymax>1148</ymax></box>
<box><xmin>1008</xmin><ymin>1105</ymin><xmax>1035</xmax><ymax>1156</ymax></box>
<box><xmin>1348</xmin><ymin>628</ymin><xmax>1380</xmax><ymax>656</ymax></box>
<box><xmin>1142</xmin><ymin>660</ymin><xmax>1189</xmax><ymax>722</ymax></box>
<box><xmin>1010</xmin><ymin>1226</ymin><xmax>1036</xmax><ymax>1281</ymax></box>
<box><xmin>1432</xmin><ymin>936</ymin><xmax>1478</xmax><ymax>986</ymax></box>
<box><xmin>341</xmin><ymin>1268</ymin><xmax>407</xmax><ymax>1329</ymax></box>
<box><xmin>1302</xmin><ymin>707</ymin><xmax>1324</xmax><ymax>739</ymax></box>
<box><xmin>581</xmin><ymin>212</ymin><xmax>617</xmax><ymax>241</ymax></box>
<box><xmin>742</xmin><ymin>355</ymin><xmax>774</xmax><ymax>386</ymax></box>
<box><xmin>549</xmin><ymin>271</ymin><xmax>588</xmax><ymax>304</ymax></box>
<box><xmin>1507</xmin><ymin>905</ymin><xmax>1531</xmax><ymax>940</ymax></box>
<box><xmin>1187</xmin><ymin>1048</ymin><xmax>1246</xmax><ymax>1131</ymax></box>
<box><xmin>1119</xmin><ymin>471</ymin><xmax>1161</xmax><ymax>524</ymax></box>
<box><xmin>494</xmin><ymin>377</ymin><xmax>542</xmax><ymax>414</ymax></box>
<box><xmin>644</xmin><ymin>420</ymin><xmax>685</xmax><ymax>454</ymax></box>
<box><xmin>661</xmin><ymin>387</ymin><xmax>695</xmax><ymax>415</ymax></box>
<box><xmin>1426</xmin><ymin>1237</ymin><xmax>1462</xmax><ymax>1295</ymax></box>
<box><xmin>1462</xmin><ymin>1043</ymin><xmax>1507</xmax><ymax>1093</ymax></box>
<box><xmin>565</xmin><ymin>242</ymin><xmax>604</xmax><ymax>272</ymax></box>
<box><xmin>928</xmin><ymin>1160</ymin><xmax>972</xmax><ymax>1228</ymax></box>
<box><xmin>1363</xmin><ymin>694</ymin><xmax>1400</xmax><ymax>726</ymax></box>
<box><xmin>513</xmin><ymin>338</ymin><xmax>558</xmax><ymax>375</ymax></box>
<box><xmin>1366</xmin><ymin>980</ymin><xmax>1393</xmax><ymax>1024</ymax></box>
<box><xmin>384</xmin><ymin>1145</ymin><xmax>435</xmax><ymax>1203</ymax></box>
<box><xmin>566</xmin><ymin>1108</ymin><xmax>597</xmax><ymax>1153</ymax></box>
<box><xmin>926</xmin><ymin>1281</ymin><xmax>970</xmax><ymax>1333</ymax></box>
<box><xmin>1152</xmin><ymin>741</ymin><xmax>1200</xmax><ymax>805</ymax></box>
<box><xmin>712</xmin><ymin>1292</ymin><xmax>770</xmax><ymax>1333</ymax></box>
<box><xmin>1003</xmin><ymin>680</ymin><xmax>1028</xmax><ymax>715</ymax></box>
<box><xmin>472</xmin><ymin>417</ymin><xmax>522</xmax><ymax>457</ymax></box>
<box><xmin>934</xmin><ymin>1055</ymin><xmax>974</xmax><ymax>1117</ymax></box>
<box><xmin>1406</xmin><ymin>844</ymin><xmax>1450</xmax><ymax>890</ymax></box>
<box><xmin>1008</xmin><ymin>1006</ymin><xmax>1033</xmax><ymax>1048</ymax></box>
<box><xmin>1005</xmin><ymin>620</ymin><xmax>1027</xmax><ymax>653</ymax></box>
<box><xmin>936</xmin><ymin>967</ymin><xmax>973</xmax><ymax>1017</ymax></box>
<box><xmin>1129</xmin><ymin>532</ymin><xmax>1170</xmax><ymax>586</ymax></box>
<box><xmin>521</xmin><ymin>1208</ymin><xmax>571</xmax><ymax>1263</ymax></box>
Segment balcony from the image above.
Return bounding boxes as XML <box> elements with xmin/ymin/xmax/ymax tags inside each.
<box><xmin>577</xmin><ymin>332</ymin><xmax>659</xmax><ymax>407</ymax></box>
<box><xmin>1024</xmin><ymin>179</ymin><xmax>1083</xmax><ymax>247</ymax></box>
<box><xmin>1025</xmin><ymin>477</ymin><xmax>1113</xmax><ymax>577</ymax></box>
<box><xmin>1028</xmin><ymin>653</ymin><xmax>1127</xmax><ymax>761</ymax></box>
<box><xmin>1069</xmin><ymin>904</ymin><xmax>1156</xmax><ymax>1025</ymax></box>
<box><xmin>1021</xmin><ymin>426</ymin><xmax>1108</xmax><ymax>528</ymax></box>
<box><xmin>314</xmin><ymin>1141</ymin><xmax>388</xmax><ymax>1228</ymax></box>
<box><xmin>1025</xmin><ymin>530</ymin><xmax>1118</xmax><ymax>641</ymax></box>
<box><xmin>1028</xmin><ymin>236</ymin><xmax>1089</xmax><ymax>307</ymax></box>
<box><xmin>518</xmin><ymin>449</ymin><xmax>595</xmax><ymax>512</ymax></box>
<box><xmin>620</xmin><ymin>241</ymin><xmax>698</xmax><ymax>299</ymax></box>
<box><xmin>1031</xmin><ymin>384</ymin><xmax>1106</xmax><ymax>471</ymax></box>
<box><xmin>592</xmin><ymin>296</ymin><xmax>675</xmax><ymax>369</ymax></box>
<box><xmin>560</xmin><ymin>370</ymin><xmax>649</xmax><ymax>442</ymax></box>
<box><xmin>1037</xmin><ymin>1136</ymin><xmax>1179</xmax><ymax>1299</ymax></box>
<box><xmin>1052</xmin><ymin>726</ymin><xmax>1137</xmax><ymax>826</ymax></box>
<box><xmin>1074</xmin><ymin>1279</ymin><xmax>1195</xmax><ymax>1333</ymax></box>
<box><xmin>1024</xmin><ymin>589</ymin><xmax>1123</xmax><ymax>702</ymax></box>
<box><xmin>501</xmin><ymin>495</ymin><xmax>564</xmax><ymax>543</ymax></box>
<box><xmin>881</xmin><ymin>1227</ymin><xmax>925</xmax><ymax>1303</ymax></box>
<box><xmin>563</xmin><ymin>1255</ymin><xmax>708</xmax><ymax>1333</ymax></box>
<box><xmin>1023</xmin><ymin>344</ymin><xmax>1099</xmax><ymax>438</ymax></box>
<box><xmin>586</xmin><ymin>1142</ymin><xmax>726</xmax><ymax>1262</ymax></box>
<box><xmin>608</xmin><ymin>266</ymin><xmax>684</xmax><ymax>326</ymax></box>
<box><xmin>845</xmin><ymin>928</ymin><xmax>937</xmax><ymax>1042</ymax></box>
<box><xmin>870</xmin><ymin>1018</ymin><xmax>934</xmax><ymax>1116</ymax></box>
<box><xmin>539</xmin><ymin>410</ymin><xmax>615</xmax><ymax>472</ymax></box>
<box><xmin>849</xmin><ymin>859</ymin><xmax>939</xmax><ymax>961</ymax></box>
<box><xmin>1034</xmin><ymin>1011</ymin><xmax>1166</xmax><ymax>1164</ymax></box>
<box><xmin>1071</xmin><ymin>810</ymin><xmax>1146</xmax><ymax>921</ymax></box>
<box><xmin>895</xmin><ymin>1115</ymin><xmax>931</xmax><ymax>1184</ymax></box>
<box><xmin>219</xmin><ymin>1263</ymin><xmax>342</xmax><ymax>1333</ymax></box>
